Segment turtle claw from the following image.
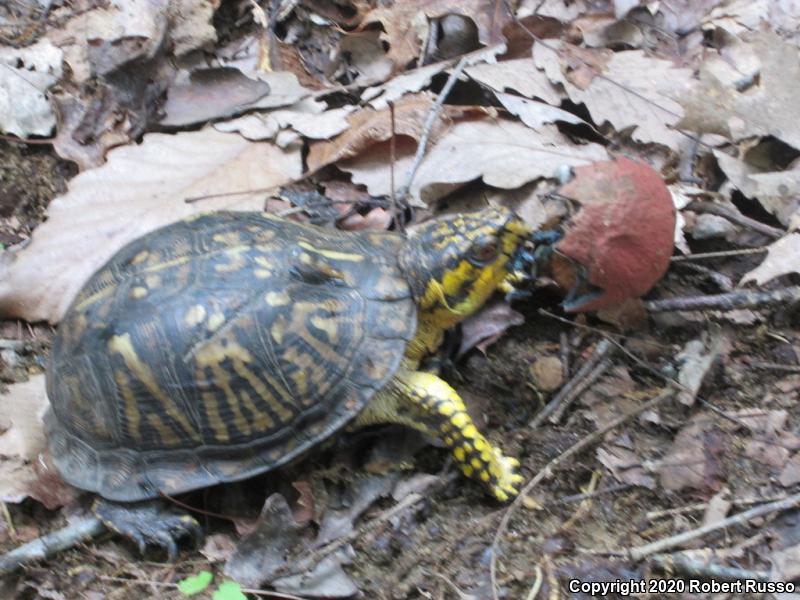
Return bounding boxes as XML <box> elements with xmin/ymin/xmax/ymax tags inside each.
<box><xmin>490</xmin><ymin>451</ymin><xmax>524</xmax><ymax>503</ymax></box>
<box><xmin>93</xmin><ymin>499</ymin><xmax>203</xmax><ymax>560</ymax></box>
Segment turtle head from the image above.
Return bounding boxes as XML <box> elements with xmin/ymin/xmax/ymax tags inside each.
<box><xmin>399</xmin><ymin>207</ymin><xmax>531</xmax><ymax>326</ymax></box>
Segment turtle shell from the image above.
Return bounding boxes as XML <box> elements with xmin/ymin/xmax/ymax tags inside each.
<box><xmin>45</xmin><ymin>212</ymin><xmax>416</xmax><ymax>502</ymax></box>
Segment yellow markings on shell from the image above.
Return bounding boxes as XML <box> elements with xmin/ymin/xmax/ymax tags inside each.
<box><xmin>271</xmin><ymin>315</ymin><xmax>287</xmax><ymax>344</ymax></box>
<box><xmin>212</xmin><ymin>231</ymin><xmax>243</xmax><ymax>245</ymax></box>
<box><xmin>291</xmin><ymin>370</ymin><xmax>308</xmax><ymax>396</ymax></box>
<box><xmin>239</xmin><ymin>389</ymin><xmax>274</xmax><ymax>433</ymax></box>
<box><xmin>108</xmin><ymin>333</ymin><xmax>200</xmax><ymax>443</ymax></box>
<box><xmin>265</xmin><ymin>291</ymin><xmax>290</xmax><ymax>306</ymax></box>
<box><xmin>146</xmin><ymin>413</ymin><xmax>176</xmax><ymax>445</ymax></box>
<box><xmin>207</xmin><ymin>310</ymin><xmax>225</xmax><ymax>331</ymax></box>
<box><xmin>297</xmin><ymin>241</ymin><xmax>365</xmax><ymax>262</ymax></box>
<box><xmin>145</xmin><ymin>275</ymin><xmax>161</xmax><ymax>288</ymax></box>
<box><xmin>184</xmin><ymin>304</ymin><xmax>206</xmax><ymax>327</ymax></box>
<box><xmin>131</xmin><ymin>286</ymin><xmax>148</xmax><ymax>299</ymax></box>
<box><xmin>74</xmin><ymin>286</ymin><xmax>115</xmax><ymax>312</ymax></box>
<box><xmin>195</xmin><ymin>338</ymin><xmax>255</xmax><ymax>438</ymax></box>
<box><xmin>138</xmin><ymin>255</ymin><xmax>191</xmax><ymax>275</ymax></box>
<box><xmin>254</xmin><ymin>256</ymin><xmax>274</xmax><ymax>279</ymax></box>
<box><xmin>462</xmin><ymin>465</ymin><xmax>474</xmax><ymax>477</ymax></box>
<box><xmin>201</xmin><ymin>391</ymin><xmax>229</xmax><ymax>442</ymax></box>
<box><xmin>112</xmin><ymin>369</ymin><xmax>141</xmax><ymax>442</ymax></box>
<box><xmin>311</xmin><ymin>315</ymin><xmax>338</xmax><ymax>342</ymax></box>
<box><xmin>215</xmin><ymin>247</ymin><xmax>248</xmax><ymax>273</ymax></box>
<box><xmin>131</xmin><ymin>250</ymin><xmax>150</xmax><ymax>265</ymax></box>
<box><xmin>471</xmin><ymin>457</ymin><xmax>482</xmax><ymax>469</ymax></box>
<box><xmin>454</xmin><ymin>447</ymin><xmax>466</xmax><ymax>461</ymax></box>
<box><xmin>480</xmin><ymin>470</ymin><xmax>491</xmax><ymax>482</ymax></box>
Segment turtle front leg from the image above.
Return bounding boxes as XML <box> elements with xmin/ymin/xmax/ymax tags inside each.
<box><xmin>359</xmin><ymin>369</ymin><xmax>523</xmax><ymax>501</ymax></box>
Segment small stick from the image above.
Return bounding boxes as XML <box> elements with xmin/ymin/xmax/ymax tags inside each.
<box><xmin>549</xmin><ymin>357</ymin><xmax>612</xmax><ymax>423</ymax></box>
<box><xmin>644</xmin><ymin>287</ymin><xmax>800</xmax><ymax>312</ymax></box>
<box><xmin>528</xmin><ymin>339</ymin><xmax>614</xmax><ymax>428</ymax></box>
<box><xmin>674</xmin><ymin>262</ymin><xmax>733</xmax><ymax>292</ymax></box>
<box><xmin>747</xmin><ymin>361</ymin><xmax>800</xmax><ymax>374</ymax></box>
<box><xmin>686</xmin><ymin>200</ymin><xmax>784</xmax><ymax>239</ymax></box>
<box><xmin>0</xmin><ymin>516</ymin><xmax>105</xmax><ymax>575</ymax></box>
<box><xmin>490</xmin><ymin>389</ymin><xmax>675</xmax><ymax>600</ymax></box>
<box><xmin>559</xmin><ymin>331</ymin><xmax>570</xmax><ymax>379</ymax></box>
<box><xmin>671</xmin><ymin>247</ymin><xmax>768</xmax><ymax>262</ymax></box>
<box><xmin>394</xmin><ymin>56</ymin><xmax>470</xmax><ymax>207</ymax></box>
<box><xmin>387</xmin><ymin>100</ymin><xmax>403</xmax><ymax>234</ymax></box>
<box><xmin>678</xmin><ymin>135</ymin><xmax>703</xmax><ymax>184</ymax></box>
<box><xmin>650</xmin><ymin>553</ymin><xmax>770</xmax><ymax>582</ymax></box>
<box><xmin>647</xmin><ymin>494</ymin><xmax>788</xmax><ymax>520</ymax></box>
<box><xmin>628</xmin><ymin>491</ymin><xmax>800</xmax><ymax>561</ymax></box>
<box><xmin>558</xmin><ymin>482</ymin><xmax>635</xmax><ymax>505</ymax></box>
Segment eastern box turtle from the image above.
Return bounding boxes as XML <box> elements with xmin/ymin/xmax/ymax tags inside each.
<box><xmin>45</xmin><ymin>207</ymin><xmax>532</xmax><ymax>553</ymax></box>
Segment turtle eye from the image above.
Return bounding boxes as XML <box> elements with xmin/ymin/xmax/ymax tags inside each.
<box><xmin>468</xmin><ymin>237</ymin><xmax>499</xmax><ymax>266</ymax></box>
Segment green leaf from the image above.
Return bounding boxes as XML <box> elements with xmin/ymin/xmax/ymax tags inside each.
<box><xmin>213</xmin><ymin>581</ymin><xmax>248</xmax><ymax>600</ymax></box>
<box><xmin>178</xmin><ymin>570</ymin><xmax>214</xmax><ymax>596</ymax></box>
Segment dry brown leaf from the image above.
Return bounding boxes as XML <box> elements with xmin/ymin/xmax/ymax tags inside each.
<box><xmin>45</xmin><ymin>0</ymin><xmax>176</xmax><ymax>84</ymax></box>
<box><xmin>659</xmin><ymin>413</ymin><xmax>725</xmax><ymax>492</ymax></box>
<box><xmin>679</xmin><ymin>30</ymin><xmax>800</xmax><ymax>150</ymax></box>
<box><xmin>168</xmin><ymin>0</ymin><xmax>219</xmax><ymax>55</ymax></box>
<box><xmin>0</xmin><ymin>376</ymin><xmax>78</xmax><ymax>509</ymax></box>
<box><xmin>675</xmin><ymin>333</ymin><xmax>730</xmax><ymax>406</ymax></box>
<box><xmin>458</xmin><ymin>301</ymin><xmax>524</xmax><ymax>358</ymax></box>
<box><xmin>715</xmin><ymin>150</ymin><xmax>800</xmax><ymax>227</ymax></box>
<box><xmin>161</xmin><ymin>67</ymin><xmax>272</xmax><ymax>126</ymax></box>
<box><xmin>0</xmin><ymin>129</ymin><xmax>302</xmax><ymax>323</ymax></box>
<box><xmin>0</xmin><ymin>39</ymin><xmax>62</xmax><ymax>137</ymax></box>
<box><xmin>465</xmin><ymin>58</ymin><xmax>563</xmax><ymax>105</ymax></box>
<box><xmin>496</xmin><ymin>93</ymin><xmax>584</xmax><ymax>130</ymax></box>
<box><xmin>361</xmin><ymin>0</ymin><xmax>510</xmax><ymax>70</ymax></box>
<box><xmin>409</xmin><ymin>119</ymin><xmax>608</xmax><ymax>204</ymax></box>
<box><xmin>741</xmin><ymin>234</ymin><xmax>800</xmax><ymax>286</ymax></box>
<box><xmin>597</xmin><ymin>445</ymin><xmax>656</xmax><ymax>489</ymax></box>
<box><xmin>216</xmin><ymin>99</ymin><xmax>354</xmax><ymax>142</ymax></box>
<box><xmin>535</xmin><ymin>41</ymin><xmax>692</xmax><ymax>150</ymax></box>
<box><xmin>307</xmin><ymin>94</ymin><xmax>459</xmax><ymax>172</ymax></box>
<box><xmin>517</xmin><ymin>0</ymin><xmax>594</xmax><ymax>21</ymax></box>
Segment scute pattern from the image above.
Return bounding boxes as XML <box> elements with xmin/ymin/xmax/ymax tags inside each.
<box><xmin>46</xmin><ymin>212</ymin><xmax>416</xmax><ymax>501</ymax></box>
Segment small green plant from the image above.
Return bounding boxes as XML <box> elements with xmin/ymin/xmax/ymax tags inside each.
<box><xmin>212</xmin><ymin>581</ymin><xmax>248</xmax><ymax>600</ymax></box>
<box><xmin>177</xmin><ymin>570</ymin><xmax>213</xmax><ymax>596</ymax></box>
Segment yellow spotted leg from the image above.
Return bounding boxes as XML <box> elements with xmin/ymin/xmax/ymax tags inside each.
<box><xmin>358</xmin><ymin>368</ymin><xmax>524</xmax><ymax>501</ymax></box>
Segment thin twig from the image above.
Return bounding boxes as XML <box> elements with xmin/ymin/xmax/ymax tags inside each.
<box><xmin>747</xmin><ymin>361</ymin><xmax>800</xmax><ymax>374</ymax></box>
<box><xmin>671</xmin><ymin>247</ymin><xmax>768</xmax><ymax>262</ymax></box>
<box><xmin>674</xmin><ymin>262</ymin><xmax>733</xmax><ymax>292</ymax></box>
<box><xmin>559</xmin><ymin>331</ymin><xmax>570</xmax><ymax>380</ymax></box>
<box><xmin>644</xmin><ymin>286</ymin><xmax>800</xmax><ymax>312</ymax></box>
<box><xmin>629</xmin><ymin>491</ymin><xmax>800</xmax><ymax>561</ymax></box>
<box><xmin>557</xmin><ymin>482</ymin><xmax>636</xmax><ymax>505</ymax></box>
<box><xmin>550</xmin><ymin>357</ymin><xmax>612</xmax><ymax>423</ymax></box>
<box><xmin>646</xmin><ymin>494</ymin><xmax>788</xmax><ymax>521</ymax></box>
<box><xmin>490</xmin><ymin>390</ymin><xmax>676</xmax><ymax>600</ymax></box>
<box><xmin>394</xmin><ymin>56</ymin><xmax>470</xmax><ymax>206</ymax></box>
<box><xmin>686</xmin><ymin>200</ymin><xmax>784</xmax><ymax>239</ymax></box>
<box><xmin>650</xmin><ymin>553</ymin><xmax>770</xmax><ymax>582</ymax></box>
<box><xmin>0</xmin><ymin>516</ymin><xmax>106</xmax><ymax>575</ymax></box>
<box><xmin>387</xmin><ymin>100</ymin><xmax>403</xmax><ymax>234</ymax></box>
<box><xmin>528</xmin><ymin>339</ymin><xmax>614</xmax><ymax>428</ymax></box>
